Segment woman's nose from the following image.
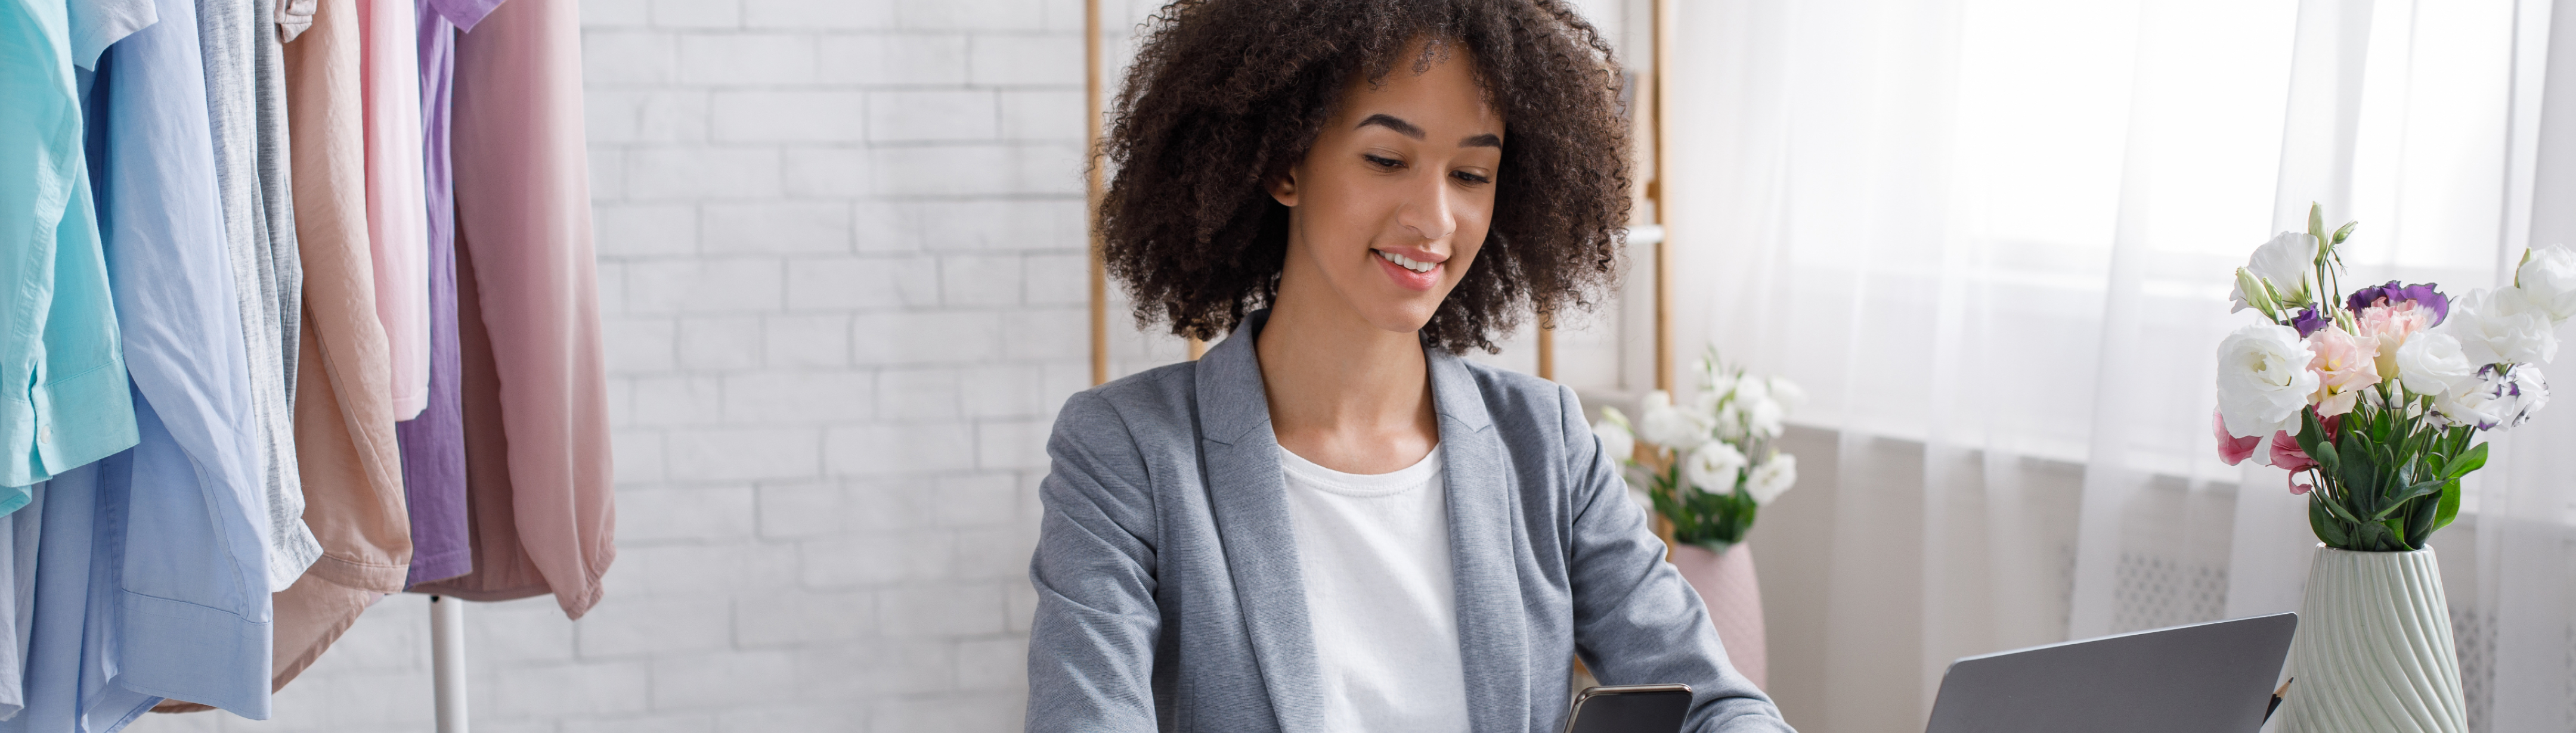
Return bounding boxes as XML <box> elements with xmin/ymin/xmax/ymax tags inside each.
<box><xmin>1398</xmin><ymin>176</ymin><xmax>1458</xmax><ymax>243</ymax></box>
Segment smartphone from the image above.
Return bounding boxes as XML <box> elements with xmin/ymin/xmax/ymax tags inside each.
<box><xmin>1563</xmin><ymin>684</ymin><xmax>1693</xmax><ymax>733</ymax></box>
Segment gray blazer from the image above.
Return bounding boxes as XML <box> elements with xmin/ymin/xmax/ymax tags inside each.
<box><xmin>1027</xmin><ymin>311</ymin><xmax>1794</xmax><ymax>732</ymax></box>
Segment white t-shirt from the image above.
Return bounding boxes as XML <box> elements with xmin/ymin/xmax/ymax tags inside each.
<box><xmin>1277</xmin><ymin>445</ymin><xmax>1472</xmax><ymax>733</ymax></box>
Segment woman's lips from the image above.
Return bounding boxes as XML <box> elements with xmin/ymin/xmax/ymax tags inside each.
<box><xmin>1374</xmin><ymin>249</ymin><xmax>1442</xmax><ymax>291</ymax></box>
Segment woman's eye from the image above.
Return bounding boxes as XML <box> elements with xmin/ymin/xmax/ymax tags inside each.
<box><xmin>1363</xmin><ymin>154</ymin><xmax>1404</xmax><ymax>170</ymax></box>
<box><xmin>1453</xmin><ymin>170</ymin><xmax>1493</xmax><ymax>185</ymax></box>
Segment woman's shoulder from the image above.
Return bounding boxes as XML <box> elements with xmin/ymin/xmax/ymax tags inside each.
<box><xmin>1449</xmin><ymin>358</ymin><xmax>1586</xmax><ymax>443</ymax></box>
<box><xmin>1050</xmin><ymin>359</ymin><xmax>1203</xmax><ymax>449</ymax></box>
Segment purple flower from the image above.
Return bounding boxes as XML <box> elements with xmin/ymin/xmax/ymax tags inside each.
<box><xmin>2290</xmin><ymin>307</ymin><xmax>2329</xmax><ymax>337</ymax></box>
<box><xmin>2347</xmin><ymin>281</ymin><xmax>2450</xmax><ymax>326</ymax></box>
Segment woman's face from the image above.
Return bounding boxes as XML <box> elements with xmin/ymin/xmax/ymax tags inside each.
<box><xmin>1271</xmin><ymin>41</ymin><xmax>1503</xmax><ymax>335</ymax></box>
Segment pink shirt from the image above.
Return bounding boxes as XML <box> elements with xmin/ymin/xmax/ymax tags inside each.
<box><xmin>407</xmin><ymin>0</ymin><xmax>614</xmax><ymax>620</ymax></box>
<box><xmin>357</xmin><ymin>0</ymin><xmax>429</xmax><ymax>420</ymax></box>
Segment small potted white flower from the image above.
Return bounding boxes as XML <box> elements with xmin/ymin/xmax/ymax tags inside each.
<box><xmin>1591</xmin><ymin>349</ymin><xmax>1801</xmax><ymax>690</ymax></box>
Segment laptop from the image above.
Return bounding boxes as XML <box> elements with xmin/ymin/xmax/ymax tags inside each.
<box><xmin>1922</xmin><ymin>613</ymin><xmax>2298</xmax><ymax>733</ymax></box>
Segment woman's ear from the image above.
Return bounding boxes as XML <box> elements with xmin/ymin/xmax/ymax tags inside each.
<box><xmin>1268</xmin><ymin>169</ymin><xmax>1299</xmax><ymax>207</ymax></box>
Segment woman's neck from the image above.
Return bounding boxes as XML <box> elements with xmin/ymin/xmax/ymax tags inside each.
<box><xmin>1256</xmin><ymin>279</ymin><xmax>1441</xmax><ymax>475</ymax></box>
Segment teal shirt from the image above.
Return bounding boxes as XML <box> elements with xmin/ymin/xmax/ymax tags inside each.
<box><xmin>0</xmin><ymin>0</ymin><xmax>140</xmax><ymax>499</ymax></box>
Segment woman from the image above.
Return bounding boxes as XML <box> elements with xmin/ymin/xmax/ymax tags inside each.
<box><xmin>1027</xmin><ymin>1</ymin><xmax>1792</xmax><ymax>731</ymax></box>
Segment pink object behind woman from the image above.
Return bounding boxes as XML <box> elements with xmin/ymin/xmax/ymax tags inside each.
<box><xmin>1670</xmin><ymin>543</ymin><xmax>1769</xmax><ymax>690</ymax></box>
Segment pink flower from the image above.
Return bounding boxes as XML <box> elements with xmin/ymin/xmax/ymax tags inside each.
<box><xmin>2214</xmin><ymin>409</ymin><xmax>2261</xmax><ymax>465</ymax></box>
<box><xmin>2270</xmin><ymin>414</ymin><xmax>2340</xmax><ymax>495</ymax></box>
<box><xmin>2270</xmin><ymin>431</ymin><xmax>2317</xmax><ymax>473</ymax></box>
<box><xmin>2356</xmin><ymin>301</ymin><xmax>2435</xmax><ymax>341</ymax></box>
<box><xmin>2308</xmin><ymin>326</ymin><xmax>2381</xmax><ymax>417</ymax></box>
<box><xmin>2356</xmin><ymin>302</ymin><xmax>2436</xmax><ymax>375</ymax></box>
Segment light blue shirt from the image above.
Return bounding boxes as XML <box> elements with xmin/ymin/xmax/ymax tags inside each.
<box><xmin>0</xmin><ymin>0</ymin><xmax>140</xmax><ymax>502</ymax></box>
<box><xmin>8</xmin><ymin>0</ymin><xmax>278</xmax><ymax>728</ymax></box>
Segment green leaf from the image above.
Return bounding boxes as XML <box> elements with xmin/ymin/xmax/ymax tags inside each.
<box><xmin>2404</xmin><ymin>496</ymin><xmax>2439</xmax><ymax>549</ymax></box>
<box><xmin>2310</xmin><ymin>498</ymin><xmax>2350</xmax><ymax>548</ymax></box>
<box><xmin>2371</xmin><ymin>480</ymin><xmax>2446</xmax><ymax>520</ymax></box>
<box><xmin>2318</xmin><ymin>492</ymin><xmax>2367</xmax><ymax>526</ymax></box>
<box><xmin>2339</xmin><ymin>440</ymin><xmax>2378</xmax><ymax>515</ymax></box>
<box><xmin>2441</xmin><ymin>443</ymin><xmax>2490</xmax><ymax>480</ymax></box>
<box><xmin>2433</xmin><ymin>479</ymin><xmax>2462</xmax><ymax>532</ymax></box>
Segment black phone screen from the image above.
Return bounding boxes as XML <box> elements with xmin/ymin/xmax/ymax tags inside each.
<box><xmin>1564</xmin><ymin>684</ymin><xmax>1692</xmax><ymax>733</ymax></box>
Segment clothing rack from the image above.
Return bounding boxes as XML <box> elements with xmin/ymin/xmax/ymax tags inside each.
<box><xmin>431</xmin><ymin>595</ymin><xmax>467</xmax><ymax>733</ymax></box>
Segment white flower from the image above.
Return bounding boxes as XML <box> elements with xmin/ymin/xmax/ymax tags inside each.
<box><xmin>1745</xmin><ymin>454</ymin><xmax>1797</xmax><ymax>505</ymax></box>
<box><xmin>1682</xmin><ymin>442</ymin><xmax>1748</xmax><ymax>495</ymax></box>
<box><xmin>2216</xmin><ymin>324</ymin><xmax>2323</xmax><ymax>439</ymax></box>
<box><xmin>1591</xmin><ymin>408</ymin><xmax>1636</xmax><ymax>464</ymax></box>
<box><xmin>2512</xmin><ymin>245</ymin><xmax>2576</xmax><ymax>323</ymax></box>
<box><xmin>1741</xmin><ymin>395</ymin><xmax>1786</xmax><ymax>440</ymax></box>
<box><xmin>2392</xmin><ymin>331</ymin><xmax>2475</xmax><ymax>397</ymax></box>
<box><xmin>2500</xmin><ymin>366</ymin><xmax>2551</xmax><ymax>428</ymax></box>
<box><xmin>1636</xmin><ymin>391</ymin><xmax>1710</xmax><ymax>450</ymax></box>
<box><xmin>1766</xmin><ymin>377</ymin><xmax>1807</xmax><ymax>412</ymax></box>
<box><xmin>1710</xmin><ymin>405</ymin><xmax>1749</xmax><ymax>443</ymax></box>
<box><xmin>2432</xmin><ymin>367</ymin><xmax>2503</xmax><ymax>429</ymax></box>
<box><xmin>1731</xmin><ymin>374</ymin><xmax>1770</xmax><ymax>405</ymax></box>
<box><xmin>2231</xmin><ymin>231</ymin><xmax>2318</xmax><ymax>312</ymax></box>
<box><xmin>2443</xmin><ymin>290</ymin><xmax>2560</xmax><ymax>366</ymax></box>
<box><xmin>2432</xmin><ymin>365</ymin><xmax>2550</xmax><ymax>430</ymax></box>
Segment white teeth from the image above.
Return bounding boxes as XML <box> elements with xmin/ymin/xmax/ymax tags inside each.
<box><xmin>1377</xmin><ymin>250</ymin><xmax>1435</xmax><ymax>274</ymax></box>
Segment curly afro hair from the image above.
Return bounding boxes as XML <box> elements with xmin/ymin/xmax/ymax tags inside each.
<box><xmin>1098</xmin><ymin>0</ymin><xmax>1633</xmax><ymax>353</ymax></box>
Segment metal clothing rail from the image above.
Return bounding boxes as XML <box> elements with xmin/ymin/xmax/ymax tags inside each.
<box><xmin>430</xmin><ymin>595</ymin><xmax>467</xmax><ymax>733</ymax></box>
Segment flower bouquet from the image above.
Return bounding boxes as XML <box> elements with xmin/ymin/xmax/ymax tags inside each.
<box><xmin>2216</xmin><ymin>204</ymin><xmax>2574</xmax><ymax>733</ymax></box>
<box><xmin>2215</xmin><ymin>205</ymin><xmax>2569</xmax><ymax>551</ymax></box>
<box><xmin>1592</xmin><ymin>352</ymin><xmax>1804</xmax><ymax>553</ymax></box>
<box><xmin>1590</xmin><ymin>350</ymin><xmax>1804</xmax><ymax>688</ymax></box>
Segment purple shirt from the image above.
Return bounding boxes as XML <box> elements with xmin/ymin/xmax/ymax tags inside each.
<box><xmin>395</xmin><ymin>0</ymin><xmax>503</xmax><ymax>588</ymax></box>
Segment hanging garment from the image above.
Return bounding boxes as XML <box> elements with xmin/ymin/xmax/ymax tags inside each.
<box><xmin>274</xmin><ymin>0</ymin><xmax>412</xmax><ymax>691</ymax></box>
<box><xmin>394</xmin><ymin>0</ymin><xmax>502</xmax><ymax>589</ymax></box>
<box><xmin>274</xmin><ymin>0</ymin><xmax>312</xmax><ymax>42</ymax></box>
<box><xmin>1</xmin><ymin>0</ymin><xmax>139</xmax><ymax>503</ymax></box>
<box><xmin>0</xmin><ymin>0</ymin><xmax>129</xmax><ymax>717</ymax></box>
<box><xmin>0</xmin><ymin>486</ymin><xmax>38</xmax><ymax>719</ymax></box>
<box><xmin>66</xmin><ymin>0</ymin><xmax>147</xmax><ymax>65</ymax></box>
<box><xmin>408</xmin><ymin>0</ymin><xmax>611</xmax><ymax>618</ymax></box>
<box><xmin>200</xmin><ymin>0</ymin><xmax>324</xmax><ymax>592</ymax></box>
<box><xmin>8</xmin><ymin>0</ymin><xmax>284</xmax><ymax>722</ymax></box>
<box><xmin>358</xmin><ymin>0</ymin><xmax>428</xmax><ymax>421</ymax></box>
<box><xmin>257</xmin><ymin>0</ymin><xmax>301</xmax><ymax>406</ymax></box>
<box><xmin>8</xmin><ymin>462</ymin><xmax>151</xmax><ymax>733</ymax></box>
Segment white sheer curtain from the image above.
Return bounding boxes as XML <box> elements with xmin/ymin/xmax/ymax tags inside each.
<box><xmin>1666</xmin><ymin>0</ymin><xmax>2576</xmax><ymax>731</ymax></box>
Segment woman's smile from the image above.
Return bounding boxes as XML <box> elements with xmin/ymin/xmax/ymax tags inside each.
<box><xmin>1374</xmin><ymin>247</ymin><xmax>1445</xmax><ymax>291</ymax></box>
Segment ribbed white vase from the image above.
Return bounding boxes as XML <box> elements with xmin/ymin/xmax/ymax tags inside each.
<box><xmin>2277</xmin><ymin>545</ymin><xmax>2467</xmax><ymax>733</ymax></box>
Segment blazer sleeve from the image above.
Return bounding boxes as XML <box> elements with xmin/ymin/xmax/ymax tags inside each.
<box><xmin>1557</xmin><ymin>384</ymin><xmax>1798</xmax><ymax>732</ymax></box>
<box><xmin>1026</xmin><ymin>390</ymin><xmax>1165</xmax><ymax>732</ymax></box>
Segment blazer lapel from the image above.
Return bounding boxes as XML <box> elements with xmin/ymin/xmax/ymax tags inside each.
<box><xmin>1194</xmin><ymin>312</ymin><xmax>1326</xmax><ymax>733</ymax></box>
<box><xmin>1428</xmin><ymin>348</ymin><xmax>1534</xmax><ymax>732</ymax></box>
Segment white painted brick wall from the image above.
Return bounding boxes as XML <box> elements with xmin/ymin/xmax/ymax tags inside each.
<box><xmin>128</xmin><ymin>1</ymin><xmax>1087</xmax><ymax>730</ymax></box>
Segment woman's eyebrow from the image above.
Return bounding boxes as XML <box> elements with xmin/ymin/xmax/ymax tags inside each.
<box><xmin>1360</xmin><ymin>114</ymin><xmax>1502</xmax><ymax>148</ymax></box>
<box><xmin>1357</xmin><ymin>113</ymin><xmax>1425</xmax><ymax>139</ymax></box>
